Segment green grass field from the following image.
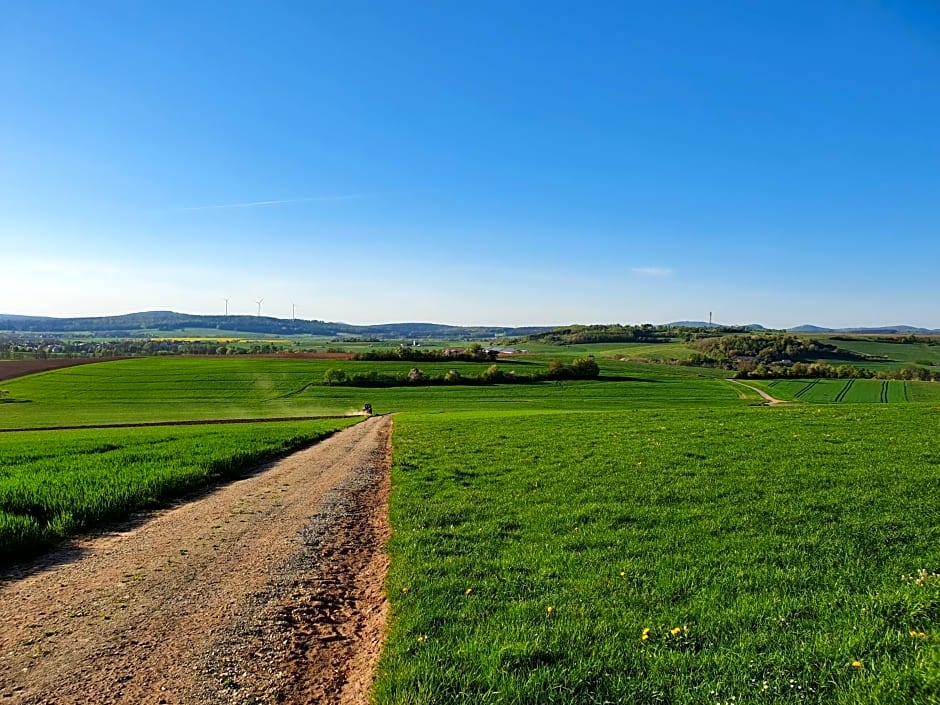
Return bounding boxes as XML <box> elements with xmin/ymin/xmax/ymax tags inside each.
<box><xmin>0</xmin><ymin>356</ymin><xmax>740</xmax><ymax>429</ymax></box>
<box><xmin>3</xmin><ymin>351</ymin><xmax>940</xmax><ymax>701</ymax></box>
<box><xmin>0</xmin><ymin>417</ymin><xmax>359</xmax><ymax>562</ymax></box>
<box><xmin>757</xmin><ymin>379</ymin><xmax>940</xmax><ymax>404</ymax></box>
<box><xmin>818</xmin><ymin>338</ymin><xmax>940</xmax><ymax>370</ymax></box>
<box><xmin>376</xmin><ymin>407</ymin><xmax>940</xmax><ymax>704</ymax></box>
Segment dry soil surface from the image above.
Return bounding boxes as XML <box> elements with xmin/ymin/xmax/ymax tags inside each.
<box><xmin>0</xmin><ymin>358</ymin><xmax>121</xmax><ymax>382</ymax></box>
<box><xmin>0</xmin><ymin>415</ymin><xmax>392</xmax><ymax>705</ymax></box>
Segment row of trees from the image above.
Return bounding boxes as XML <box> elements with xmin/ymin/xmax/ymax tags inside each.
<box><xmin>322</xmin><ymin>357</ymin><xmax>600</xmax><ymax>387</ymax></box>
<box><xmin>352</xmin><ymin>343</ymin><xmax>499</xmax><ymax>362</ymax></box>
<box><xmin>0</xmin><ymin>335</ymin><xmax>294</xmax><ymax>358</ymax></box>
<box><xmin>528</xmin><ymin>324</ymin><xmax>669</xmax><ymax>345</ymax></box>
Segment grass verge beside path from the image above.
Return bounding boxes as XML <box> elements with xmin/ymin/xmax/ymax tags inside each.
<box><xmin>0</xmin><ymin>417</ymin><xmax>360</xmax><ymax>564</ymax></box>
<box><xmin>376</xmin><ymin>407</ymin><xmax>940</xmax><ymax>704</ymax></box>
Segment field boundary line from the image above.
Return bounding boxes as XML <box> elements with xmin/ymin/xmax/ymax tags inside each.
<box><xmin>0</xmin><ymin>414</ymin><xmax>367</xmax><ymax>434</ymax></box>
<box><xmin>725</xmin><ymin>379</ymin><xmax>789</xmax><ymax>405</ymax></box>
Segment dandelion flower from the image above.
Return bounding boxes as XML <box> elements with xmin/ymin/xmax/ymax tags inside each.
<box><xmin>465</xmin><ymin>588</ymin><xmax>472</xmax><ymax>596</ymax></box>
<box><xmin>546</xmin><ymin>606</ymin><xmax>554</xmax><ymax>614</ymax></box>
<box><xmin>641</xmin><ymin>627</ymin><xmax>651</xmax><ymax>641</ymax></box>
<box><xmin>851</xmin><ymin>660</ymin><xmax>863</xmax><ymax>668</ymax></box>
<box><xmin>620</xmin><ymin>571</ymin><xmax>626</xmax><ymax>577</ymax></box>
<box><xmin>670</xmin><ymin>627</ymin><xmax>682</xmax><ymax>636</ymax></box>
<box><xmin>401</xmin><ymin>587</ymin><xmax>409</xmax><ymax>594</ymax></box>
<box><xmin>910</xmin><ymin>630</ymin><xmax>927</xmax><ymax>639</ymax></box>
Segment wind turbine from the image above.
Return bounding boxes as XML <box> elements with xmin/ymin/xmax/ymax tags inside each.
<box><xmin>256</xmin><ymin>298</ymin><xmax>264</xmax><ymax>317</ymax></box>
<box><xmin>291</xmin><ymin>303</ymin><xmax>296</xmax><ymax>322</ymax></box>
<box><xmin>223</xmin><ymin>298</ymin><xmax>229</xmax><ymax>316</ymax></box>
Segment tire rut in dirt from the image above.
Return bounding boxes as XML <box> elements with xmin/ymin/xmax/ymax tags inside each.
<box><xmin>188</xmin><ymin>429</ymin><xmax>391</xmax><ymax>705</ymax></box>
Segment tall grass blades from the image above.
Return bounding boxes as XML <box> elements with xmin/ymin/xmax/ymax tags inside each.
<box><xmin>376</xmin><ymin>407</ymin><xmax>940</xmax><ymax>704</ymax></box>
<box><xmin>0</xmin><ymin>418</ymin><xmax>359</xmax><ymax>562</ymax></box>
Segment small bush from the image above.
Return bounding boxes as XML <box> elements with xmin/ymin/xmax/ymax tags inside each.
<box><xmin>323</xmin><ymin>368</ymin><xmax>349</xmax><ymax>385</ymax></box>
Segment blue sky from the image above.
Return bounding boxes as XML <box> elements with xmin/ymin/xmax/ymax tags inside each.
<box><xmin>2</xmin><ymin>1</ymin><xmax>938</xmax><ymax>327</ymax></box>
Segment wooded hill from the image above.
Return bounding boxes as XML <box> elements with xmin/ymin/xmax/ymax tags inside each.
<box><xmin>0</xmin><ymin>312</ymin><xmax>550</xmax><ymax>340</ymax></box>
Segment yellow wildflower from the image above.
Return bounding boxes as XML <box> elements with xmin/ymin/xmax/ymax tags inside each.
<box><xmin>546</xmin><ymin>606</ymin><xmax>554</xmax><ymax>614</ymax></box>
<box><xmin>851</xmin><ymin>660</ymin><xmax>863</xmax><ymax>668</ymax></box>
<box><xmin>401</xmin><ymin>587</ymin><xmax>409</xmax><ymax>594</ymax></box>
<box><xmin>911</xmin><ymin>630</ymin><xmax>927</xmax><ymax>639</ymax></box>
<box><xmin>641</xmin><ymin>627</ymin><xmax>651</xmax><ymax>641</ymax></box>
<box><xmin>670</xmin><ymin>627</ymin><xmax>682</xmax><ymax>636</ymax></box>
<box><xmin>465</xmin><ymin>588</ymin><xmax>472</xmax><ymax>596</ymax></box>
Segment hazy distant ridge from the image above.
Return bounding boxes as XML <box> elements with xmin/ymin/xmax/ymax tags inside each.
<box><xmin>787</xmin><ymin>324</ymin><xmax>939</xmax><ymax>334</ymax></box>
<box><xmin>0</xmin><ymin>312</ymin><xmax>937</xmax><ymax>337</ymax></box>
<box><xmin>0</xmin><ymin>311</ymin><xmax>550</xmax><ymax>339</ymax></box>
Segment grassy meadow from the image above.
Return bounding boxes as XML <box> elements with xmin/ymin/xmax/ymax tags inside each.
<box><xmin>817</xmin><ymin>337</ymin><xmax>940</xmax><ymax>371</ymax></box>
<box><xmin>2</xmin><ymin>346</ymin><xmax>940</xmax><ymax>701</ymax></box>
<box><xmin>0</xmin><ymin>355</ymin><xmax>738</xmax><ymax>429</ymax></box>
<box><xmin>377</xmin><ymin>408</ymin><xmax>940</xmax><ymax>704</ymax></box>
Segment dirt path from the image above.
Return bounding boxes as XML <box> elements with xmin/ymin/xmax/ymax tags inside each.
<box><xmin>726</xmin><ymin>378</ymin><xmax>788</xmax><ymax>405</ymax></box>
<box><xmin>0</xmin><ymin>415</ymin><xmax>392</xmax><ymax>705</ymax></box>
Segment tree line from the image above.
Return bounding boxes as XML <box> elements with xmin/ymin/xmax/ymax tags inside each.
<box><xmin>321</xmin><ymin>357</ymin><xmax>600</xmax><ymax>387</ymax></box>
<box><xmin>352</xmin><ymin>343</ymin><xmax>499</xmax><ymax>362</ymax></box>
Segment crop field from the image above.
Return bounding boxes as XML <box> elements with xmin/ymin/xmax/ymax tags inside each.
<box><xmin>4</xmin><ymin>349</ymin><xmax>940</xmax><ymax>701</ymax></box>
<box><xmin>601</xmin><ymin>341</ymin><xmax>699</xmax><ymax>361</ymax></box>
<box><xmin>377</xmin><ymin>407</ymin><xmax>940</xmax><ymax>704</ymax></box>
<box><xmin>0</xmin><ymin>356</ymin><xmax>738</xmax><ymax>429</ymax></box>
<box><xmin>0</xmin><ymin>417</ymin><xmax>359</xmax><ymax>562</ymax></box>
<box><xmin>517</xmin><ymin>340</ymin><xmax>698</xmax><ymax>362</ymax></box>
<box><xmin>818</xmin><ymin>338</ymin><xmax>940</xmax><ymax>371</ymax></box>
<box><xmin>758</xmin><ymin>379</ymin><xmax>940</xmax><ymax>404</ymax></box>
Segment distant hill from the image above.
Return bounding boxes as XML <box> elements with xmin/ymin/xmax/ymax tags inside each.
<box><xmin>669</xmin><ymin>321</ymin><xmax>767</xmax><ymax>331</ymax></box>
<box><xmin>788</xmin><ymin>324</ymin><xmax>939</xmax><ymax>334</ymax></box>
<box><xmin>0</xmin><ymin>311</ymin><xmax>551</xmax><ymax>340</ymax></box>
<box><xmin>2</xmin><ymin>312</ymin><xmax>937</xmax><ymax>339</ymax></box>
<box><xmin>788</xmin><ymin>324</ymin><xmax>833</xmax><ymax>333</ymax></box>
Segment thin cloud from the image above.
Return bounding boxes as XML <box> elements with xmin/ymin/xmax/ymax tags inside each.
<box><xmin>631</xmin><ymin>266</ymin><xmax>674</xmax><ymax>277</ymax></box>
<box><xmin>173</xmin><ymin>194</ymin><xmax>364</xmax><ymax>211</ymax></box>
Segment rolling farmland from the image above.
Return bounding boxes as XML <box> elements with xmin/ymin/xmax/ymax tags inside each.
<box><xmin>819</xmin><ymin>337</ymin><xmax>940</xmax><ymax>370</ymax></box>
<box><xmin>2</xmin><ymin>350</ymin><xmax>940</xmax><ymax>702</ymax></box>
<box><xmin>761</xmin><ymin>379</ymin><xmax>923</xmax><ymax>404</ymax></box>
<box><xmin>0</xmin><ymin>355</ymin><xmax>741</xmax><ymax>430</ymax></box>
